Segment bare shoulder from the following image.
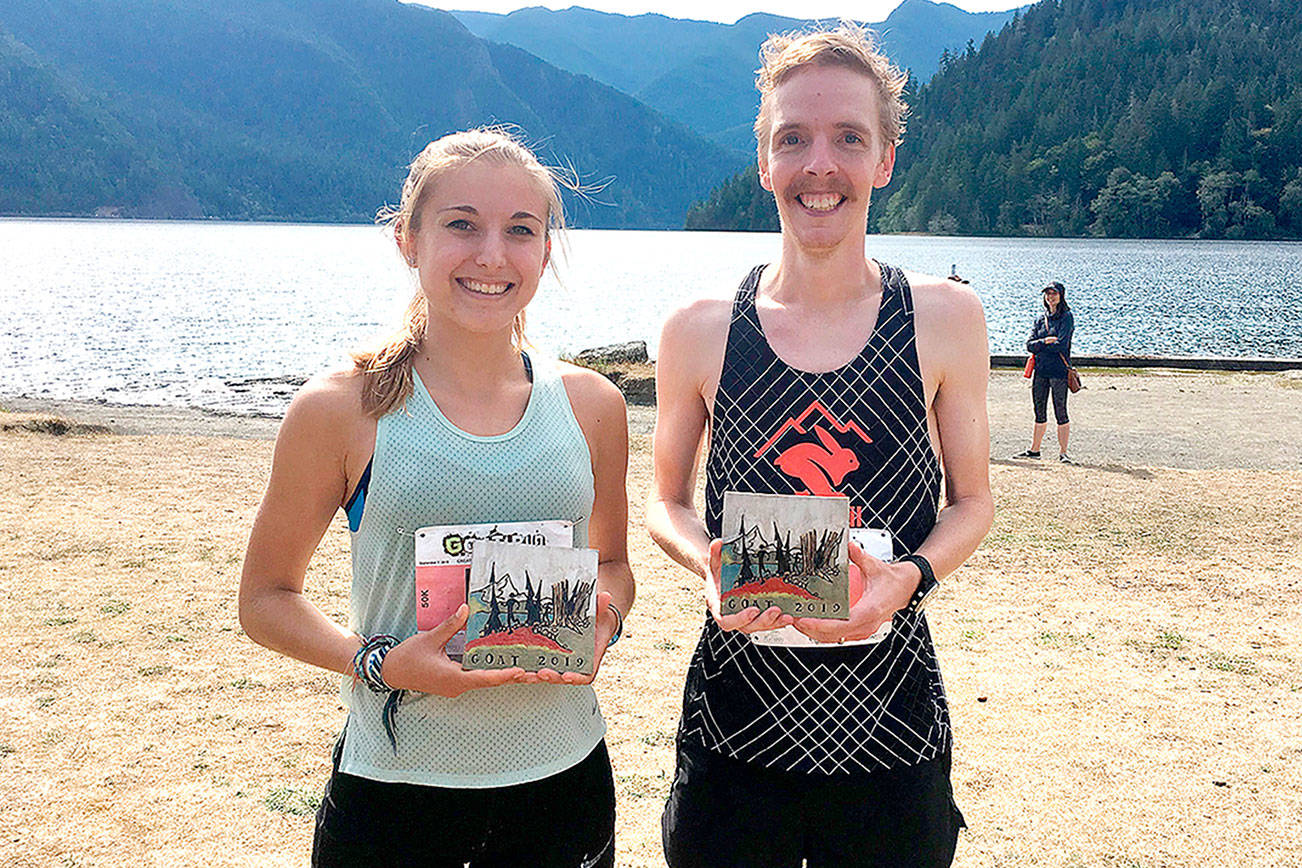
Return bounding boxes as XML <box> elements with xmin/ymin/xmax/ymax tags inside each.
<box><xmin>661</xmin><ymin>294</ymin><xmax>733</xmax><ymax>346</ymax></box>
<box><xmin>284</xmin><ymin>368</ymin><xmax>365</xmax><ymax>426</ymax></box>
<box><xmin>277</xmin><ymin>368</ymin><xmax>371</xmax><ymax>459</ymax></box>
<box><xmin>904</xmin><ymin>270</ymin><xmax>986</xmax><ymax>329</ymax></box>
<box><xmin>557</xmin><ymin>362</ymin><xmax>629</xmax><ymax>470</ymax></box>
<box><xmin>906</xmin><ymin>272</ymin><xmax>989</xmax><ymax>392</ymax></box>
<box><xmin>663</xmin><ymin>294</ymin><xmax>734</xmax><ymax>332</ymax></box>
<box><xmin>658</xmin><ymin>293</ymin><xmax>734</xmax><ymax>391</ymax></box>
<box><xmin>558</xmin><ymin>361</ymin><xmax>627</xmax><ymax>420</ymax></box>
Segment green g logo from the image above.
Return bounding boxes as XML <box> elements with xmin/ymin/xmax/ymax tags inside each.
<box><xmin>443</xmin><ymin>534</ymin><xmax>465</xmax><ymax>557</ymax></box>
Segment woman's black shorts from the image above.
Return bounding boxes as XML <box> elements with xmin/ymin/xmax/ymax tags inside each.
<box><xmin>312</xmin><ymin>738</ymin><xmax>615</xmax><ymax>868</ymax></box>
<box><xmin>1032</xmin><ymin>374</ymin><xmax>1070</xmax><ymax>425</ymax></box>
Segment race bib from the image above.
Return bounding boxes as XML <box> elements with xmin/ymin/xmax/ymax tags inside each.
<box><xmin>415</xmin><ymin>520</ymin><xmax>574</xmax><ymax>659</ymax></box>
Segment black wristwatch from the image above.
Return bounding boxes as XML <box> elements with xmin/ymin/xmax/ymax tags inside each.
<box><xmin>898</xmin><ymin>554</ymin><xmax>938</xmax><ymax>614</ymax></box>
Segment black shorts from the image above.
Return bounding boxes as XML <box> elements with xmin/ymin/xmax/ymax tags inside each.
<box><xmin>1032</xmin><ymin>374</ymin><xmax>1070</xmax><ymax>425</ymax></box>
<box><xmin>662</xmin><ymin>740</ymin><xmax>964</xmax><ymax>868</ymax></box>
<box><xmin>312</xmin><ymin>738</ymin><xmax>615</xmax><ymax>868</ymax></box>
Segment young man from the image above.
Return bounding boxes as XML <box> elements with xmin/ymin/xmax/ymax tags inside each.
<box><xmin>647</xmin><ymin>25</ymin><xmax>994</xmax><ymax>868</ymax></box>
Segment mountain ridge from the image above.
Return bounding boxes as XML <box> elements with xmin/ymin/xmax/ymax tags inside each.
<box><xmin>450</xmin><ymin>1</ymin><xmax>1021</xmax><ymax>153</ymax></box>
<box><xmin>687</xmin><ymin>0</ymin><xmax>1302</xmax><ymax>240</ymax></box>
<box><xmin>0</xmin><ymin>0</ymin><xmax>741</xmax><ymax>226</ymax></box>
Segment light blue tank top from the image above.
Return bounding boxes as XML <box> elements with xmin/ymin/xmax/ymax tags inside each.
<box><xmin>339</xmin><ymin>354</ymin><xmax>605</xmax><ymax>787</ymax></box>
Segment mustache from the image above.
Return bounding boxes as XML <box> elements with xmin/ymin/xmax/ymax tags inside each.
<box><xmin>783</xmin><ymin>179</ymin><xmax>854</xmax><ymax>200</ymax></box>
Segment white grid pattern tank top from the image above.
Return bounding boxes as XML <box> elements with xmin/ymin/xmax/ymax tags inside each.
<box><xmin>339</xmin><ymin>354</ymin><xmax>605</xmax><ymax>787</ymax></box>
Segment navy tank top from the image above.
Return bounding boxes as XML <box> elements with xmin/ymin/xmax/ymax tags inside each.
<box><xmin>679</xmin><ymin>262</ymin><xmax>951</xmax><ymax>776</ymax></box>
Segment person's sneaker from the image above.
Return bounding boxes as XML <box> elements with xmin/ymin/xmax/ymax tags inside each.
<box><xmin>1058</xmin><ymin>453</ymin><xmax>1075</xmax><ymax>464</ymax></box>
<box><xmin>1012</xmin><ymin>450</ymin><xmax>1041</xmax><ymax>459</ymax></box>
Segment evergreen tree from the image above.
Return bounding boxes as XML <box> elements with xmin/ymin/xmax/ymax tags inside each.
<box><xmin>738</xmin><ymin>520</ymin><xmax>754</xmax><ymax>586</ymax></box>
<box><xmin>524</xmin><ymin>572</ymin><xmax>541</xmax><ymax>626</ymax></box>
<box><xmin>485</xmin><ymin>564</ymin><xmax>504</xmax><ymax>635</ymax></box>
<box><xmin>774</xmin><ymin>522</ymin><xmax>791</xmax><ymax>575</ymax></box>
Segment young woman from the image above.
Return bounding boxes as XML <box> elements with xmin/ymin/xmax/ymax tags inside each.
<box><xmin>239</xmin><ymin>129</ymin><xmax>633</xmax><ymax>867</ymax></box>
<box><xmin>1015</xmin><ymin>281</ymin><xmax>1076</xmax><ymax>463</ymax></box>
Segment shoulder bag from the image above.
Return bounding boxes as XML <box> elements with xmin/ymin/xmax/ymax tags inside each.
<box><xmin>1059</xmin><ymin>352</ymin><xmax>1082</xmax><ymax>393</ymax></box>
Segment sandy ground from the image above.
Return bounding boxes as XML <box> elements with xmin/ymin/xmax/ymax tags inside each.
<box><xmin>1</xmin><ymin>370</ymin><xmax>1300</xmax><ymax>867</ymax></box>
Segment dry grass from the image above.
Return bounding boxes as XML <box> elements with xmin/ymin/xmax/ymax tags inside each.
<box><xmin>0</xmin><ymin>403</ymin><xmax>1299</xmax><ymax>867</ymax></box>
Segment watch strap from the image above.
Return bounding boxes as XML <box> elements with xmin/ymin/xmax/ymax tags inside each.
<box><xmin>899</xmin><ymin>554</ymin><xmax>938</xmax><ymax>614</ymax></box>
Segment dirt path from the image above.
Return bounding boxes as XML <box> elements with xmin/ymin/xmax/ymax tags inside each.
<box><xmin>987</xmin><ymin>369</ymin><xmax>1302</xmax><ymax>470</ymax></box>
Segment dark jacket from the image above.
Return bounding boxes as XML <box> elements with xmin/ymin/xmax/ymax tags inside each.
<box><xmin>1027</xmin><ymin>309</ymin><xmax>1075</xmax><ymax>379</ymax></box>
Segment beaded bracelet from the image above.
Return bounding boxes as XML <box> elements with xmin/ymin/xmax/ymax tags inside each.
<box><xmin>351</xmin><ymin>634</ymin><xmax>405</xmax><ymax>752</ymax></box>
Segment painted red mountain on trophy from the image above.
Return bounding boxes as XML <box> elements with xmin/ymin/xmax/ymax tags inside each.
<box><xmin>465</xmin><ymin>626</ymin><xmax>572</xmax><ymax>654</ymax></box>
<box><xmin>754</xmin><ymin>401</ymin><xmax>872</xmax><ymax>497</ymax></box>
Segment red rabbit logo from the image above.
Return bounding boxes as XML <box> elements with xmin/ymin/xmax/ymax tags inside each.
<box><xmin>773</xmin><ymin>424</ymin><xmax>860</xmax><ymax>496</ymax></box>
<box><xmin>754</xmin><ymin>401</ymin><xmax>872</xmax><ymax>496</ymax></box>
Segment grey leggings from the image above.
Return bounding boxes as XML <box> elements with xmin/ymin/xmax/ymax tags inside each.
<box><xmin>1032</xmin><ymin>375</ymin><xmax>1069</xmax><ymax>425</ymax></box>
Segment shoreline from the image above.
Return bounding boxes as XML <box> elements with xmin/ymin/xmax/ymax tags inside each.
<box><xmin>0</xmin><ymin>395</ymin><xmax>284</xmax><ymax>439</ymax></box>
<box><xmin>8</xmin><ymin>215</ymin><xmax>1302</xmax><ymax>244</ymax></box>
<box><xmin>5</xmin><ymin>367</ymin><xmax>1302</xmax><ymax>470</ymax></box>
<box><xmin>5</xmin><ymin>353</ymin><xmax>1299</xmax><ymax>435</ymax></box>
<box><xmin>989</xmin><ymin>353</ymin><xmax>1302</xmax><ymax>372</ymax></box>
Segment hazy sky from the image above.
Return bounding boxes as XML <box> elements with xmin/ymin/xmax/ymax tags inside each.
<box><xmin>420</xmin><ymin>1</ymin><xmax>1024</xmax><ymax>25</ymax></box>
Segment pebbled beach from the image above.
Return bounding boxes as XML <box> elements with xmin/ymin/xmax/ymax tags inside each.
<box><xmin>1</xmin><ymin>368</ymin><xmax>1299</xmax><ymax>867</ymax></box>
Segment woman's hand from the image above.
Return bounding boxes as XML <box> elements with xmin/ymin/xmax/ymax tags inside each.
<box><xmin>381</xmin><ymin>605</ymin><xmax>526</xmax><ymax>697</ymax></box>
<box><xmin>1044</xmin><ymin>335</ymin><xmax>1059</xmax><ymax>344</ymax></box>
<box><xmin>524</xmin><ymin>591</ymin><xmax>620</xmax><ymax>686</ymax></box>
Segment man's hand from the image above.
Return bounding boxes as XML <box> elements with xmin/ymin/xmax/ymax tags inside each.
<box><xmin>381</xmin><ymin>605</ymin><xmax>527</xmax><ymax>697</ymax></box>
<box><xmin>704</xmin><ymin>539</ymin><xmax>796</xmax><ymax>634</ymax></box>
<box><xmin>1044</xmin><ymin>336</ymin><xmax>1059</xmax><ymax>344</ymax></box>
<box><xmin>791</xmin><ymin>543</ymin><xmax>918</xmax><ymax>644</ymax></box>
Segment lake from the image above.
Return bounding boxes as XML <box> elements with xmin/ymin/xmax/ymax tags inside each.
<box><xmin>2</xmin><ymin>219</ymin><xmax>1300</xmax><ymax>415</ymax></box>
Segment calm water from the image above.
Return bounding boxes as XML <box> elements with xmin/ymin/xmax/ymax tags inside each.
<box><xmin>2</xmin><ymin>219</ymin><xmax>1300</xmax><ymax>415</ymax></box>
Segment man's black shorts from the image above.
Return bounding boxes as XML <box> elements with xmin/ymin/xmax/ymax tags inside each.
<box><xmin>662</xmin><ymin>740</ymin><xmax>965</xmax><ymax>868</ymax></box>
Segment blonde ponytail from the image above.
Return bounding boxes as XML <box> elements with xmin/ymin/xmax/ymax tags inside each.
<box><xmin>351</xmin><ymin>291</ymin><xmax>427</xmax><ymax>417</ymax></box>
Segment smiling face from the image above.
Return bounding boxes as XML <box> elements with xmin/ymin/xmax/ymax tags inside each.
<box><xmin>758</xmin><ymin>65</ymin><xmax>896</xmax><ymax>255</ymax></box>
<box><xmin>400</xmin><ymin>159</ymin><xmax>551</xmax><ymax>340</ymax></box>
<box><xmin>1043</xmin><ymin>286</ymin><xmax>1061</xmax><ymax>313</ymax></box>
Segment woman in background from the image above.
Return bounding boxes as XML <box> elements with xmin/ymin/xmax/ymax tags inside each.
<box><xmin>239</xmin><ymin>128</ymin><xmax>633</xmax><ymax>867</ymax></box>
<box><xmin>1015</xmin><ymin>281</ymin><xmax>1076</xmax><ymax>463</ymax></box>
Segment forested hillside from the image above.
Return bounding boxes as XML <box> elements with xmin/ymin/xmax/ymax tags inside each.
<box><xmin>886</xmin><ymin>0</ymin><xmax>1302</xmax><ymax>238</ymax></box>
<box><xmin>0</xmin><ymin>0</ymin><xmax>740</xmax><ymax>226</ymax></box>
<box><xmin>687</xmin><ymin>0</ymin><xmax>1302</xmax><ymax>240</ymax></box>
<box><xmin>684</xmin><ymin>166</ymin><xmax>778</xmax><ymax>231</ymax></box>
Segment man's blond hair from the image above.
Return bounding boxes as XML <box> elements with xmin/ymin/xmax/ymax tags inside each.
<box><xmin>754</xmin><ymin>22</ymin><xmax>909</xmax><ymax>155</ymax></box>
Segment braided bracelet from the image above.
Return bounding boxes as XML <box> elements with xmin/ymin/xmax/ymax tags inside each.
<box><xmin>351</xmin><ymin>634</ymin><xmax>405</xmax><ymax>752</ymax></box>
<box><xmin>352</xmin><ymin>634</ymin><xmax>399</xmax><ymax>693</ymax></box>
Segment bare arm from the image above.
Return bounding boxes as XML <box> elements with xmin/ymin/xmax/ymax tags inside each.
<box><xmin>646</xmin><ymin>301</ymin><xmax>793</xmax><ymax>633</ymax></box>
<box><xmin>916</xmin><ymin>282</ymin><xmax>995</xmax><ymax>579</ymax></box>
<box><xmin>560</xmin><ymin>366</ymin><xmax>635</xmax><ymax>683</ymax></box>
<box><xmin>238</xmin><ymin>373</ymin><xmax>366</xmax><ymax>675</ymax></box>
<box><xmin>239</xmin><ymin>373</ymin><xmax>522</xmax><ymax>695</ymax></box>
<box><xmin>645</xmin><ymin>304</ymin><xmax>715</xmax><ymax>581</ymax></box>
